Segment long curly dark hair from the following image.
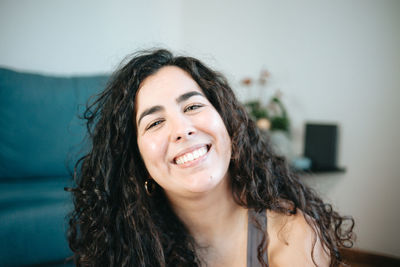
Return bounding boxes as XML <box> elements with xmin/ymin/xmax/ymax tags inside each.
<box><xmin>66</xmin><ymin>49</ymin><xmax>354</xmax><ymax>266</ymax></box>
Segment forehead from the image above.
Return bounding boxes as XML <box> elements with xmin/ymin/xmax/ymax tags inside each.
<box><xmin>136</xmin><ymin>66</ymin><xmax>202</xmax><ymax>108</ymax></box>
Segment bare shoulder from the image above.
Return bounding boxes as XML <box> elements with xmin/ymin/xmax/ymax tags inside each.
<box><xmin>266</xmin><ymin>209</ymin><xmax>330</xmax><ymax>267</ymax></box>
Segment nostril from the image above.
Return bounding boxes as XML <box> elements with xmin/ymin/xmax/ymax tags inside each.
<box><xmin>175</xmin><ymin>130</ymin><xmax>194</xmax><ymax>142</ymax></box>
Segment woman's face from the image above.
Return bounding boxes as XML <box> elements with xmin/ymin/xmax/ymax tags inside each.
<box><xmin>136</xmin><ymin>66</ymin><xmax>232</xmax><ymax>198</ymax></box>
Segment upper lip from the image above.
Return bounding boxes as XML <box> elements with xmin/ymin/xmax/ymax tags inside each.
<box><xmin>172</xmin><ymin>143</ymin><xmax>210</xmax><ymax>163</ymax></box>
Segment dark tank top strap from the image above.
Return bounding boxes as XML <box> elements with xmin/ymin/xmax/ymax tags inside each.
<box><xmin>247</xmin><ymin>209</ymin><xmax>268</xmax><ymax>267</ymax></box>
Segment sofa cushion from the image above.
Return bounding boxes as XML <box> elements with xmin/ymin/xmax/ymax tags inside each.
<box><xmin>0</xmin><ymin>176</ymin><xmax>73</xmax><ymax>266</ymax></box>
<box><xmin>0</xmin><ymin>68</ymin><xmax>108</xmax><ymax>179</ymax></box>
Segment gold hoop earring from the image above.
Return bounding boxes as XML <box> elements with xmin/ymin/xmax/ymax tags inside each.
<box><xmin>144</xmin><ymin>179</ymin><xmax>156</xmax><ymax>196</ymax></box>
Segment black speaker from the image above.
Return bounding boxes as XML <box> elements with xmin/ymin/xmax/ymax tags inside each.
<box><xmin>304</xmin><ymin>123</ymin><xmax>339</xmax><ymax>171</ymax></box>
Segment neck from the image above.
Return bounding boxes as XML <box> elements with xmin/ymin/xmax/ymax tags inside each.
<box><xmin>165</xmin><ymin>176</ymin><xmax>248</xmax><ymax>247</ymax></box>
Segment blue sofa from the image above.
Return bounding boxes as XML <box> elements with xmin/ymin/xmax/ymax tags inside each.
<box><xmin>0</xmin><ymin>67</ymin><xmax>108</xmax><ymax>266</ymax></box>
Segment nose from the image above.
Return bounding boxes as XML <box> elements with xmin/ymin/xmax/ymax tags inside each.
<box><xmin>170</xmin><ymin>115</ymin><xmax>196</xmax><ymax>142</ymax></box>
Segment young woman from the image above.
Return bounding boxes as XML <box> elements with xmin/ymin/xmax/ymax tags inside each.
<box><xmin>67</xmin><ymin>49</ymin><xmax>354</xmax><ymax>266</ymax></box>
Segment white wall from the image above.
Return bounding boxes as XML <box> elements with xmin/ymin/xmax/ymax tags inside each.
<box><xmin>0</xmin><ymin>0</ymin><xmax>183</xmax><ymax>75</ymax></box>
<box><xmin>1</xmin><ymin>0</ymin><xmax>399</xmax><ymax>257</ymax></box>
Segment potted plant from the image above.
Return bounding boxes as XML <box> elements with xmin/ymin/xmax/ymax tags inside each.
<box><xmin>241</xmin><ymin>71</ymin><xmax>292</xmax><ymax>160</ymax></box>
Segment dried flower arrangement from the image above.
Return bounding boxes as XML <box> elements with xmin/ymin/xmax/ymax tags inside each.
<box><xmin>240</xmin><ymin>70</ymin><xmax>290</xmax><ymax>134</ymax></box>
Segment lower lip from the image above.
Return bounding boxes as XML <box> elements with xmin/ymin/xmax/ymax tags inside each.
<box><xmin>174</xmin><ymin>146</ymin><xmax>210</xmax><ymax>168</ymax></box>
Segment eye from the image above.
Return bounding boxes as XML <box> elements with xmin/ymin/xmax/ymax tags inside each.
<box><xmin>184</xmin><ymin>104</ymin><xmax>203</xmax><ymax>112</ymax></box>
<box><xmin>146</xmin><ymin>119</ymin><xmax>164</xmax><ymax>130</ymax></box>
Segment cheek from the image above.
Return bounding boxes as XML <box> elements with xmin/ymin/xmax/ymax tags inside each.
<box><xmin>220</xmin><ymin>128</ymin><xmax>232</xmax><ymax>157</ymax></box>
<box><xmin>148</xmin><ymin>141</ymin><xmax>159</xmax><ymax>153</ymax></box>
<box><xmin>199</xmin><ymin>109</ymin><xmax>224</xmax><ymax>129</ymax></box>
<box><xmin>138</xmin><ymin>135</ymin><xmax>168</xmax><ymax>168</ymax></box>
<box><xmin>138</xmin><ymin>137</ymin><xmax>154</xmax><ymax>163</ymax></box>
<box><xmin>204</xmin><ymin>111</ymin><xmax>232</xmax><ymax>153</ymax></box>
<box><xmin>216</xmin><ymin>121</ymin><xmax>231</xmax><ymax>156</ymax></box>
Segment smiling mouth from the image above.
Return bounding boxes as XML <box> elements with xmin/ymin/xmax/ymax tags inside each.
<box><xmin>174</xmin><ymin>145</ymin><xmax>211</xmax><ymax>165</ymax></box>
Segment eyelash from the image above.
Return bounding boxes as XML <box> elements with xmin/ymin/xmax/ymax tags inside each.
<box><xmin>145</xmin><ymin>104</ymin><xmax>204</xmax><ymax>131</ymax></box>
<box><xmin>146</xmin><ymin>119</ymin><xmax>164</xmax><ymax>130</ymax></box>
<box><xmin>184</xmin><ymin>103</ymin><xmax>203</xmax><ymax>112</ymax></box>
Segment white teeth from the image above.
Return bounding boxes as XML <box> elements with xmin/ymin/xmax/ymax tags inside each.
<box><xmin>175</xmin><ymin>146</ymin><xmax>208</xmax><ymax>165</ymax></box>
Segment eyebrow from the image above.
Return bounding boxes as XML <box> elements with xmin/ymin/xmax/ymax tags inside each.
<box><xmin>137</xmin><ymin>91</ymin><xmax>205</xmax><ymax>127</ymax></box>
<box><xmin>176</xmin><ymin>91</ymin><xmax>204</xmax><ymax>104</ymax></box>
<box><xmin>137</xmin><ymin>105</ymin><xmax>164</xmax><ymax>127</ymax></box>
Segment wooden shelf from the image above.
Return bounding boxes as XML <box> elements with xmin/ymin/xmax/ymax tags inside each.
<box><xmin>340</xmin><ymin>248</ymin><xmax>400</xmax><ymax>267</ymax></box>
<box><xmin>294</xmin><ymin>167</ymin><xmax>346</xmax><ymax>175</ymax></box>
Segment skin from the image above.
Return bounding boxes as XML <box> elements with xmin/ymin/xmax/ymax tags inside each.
<box><xmin>267</xmin><ymin>209</ymin><xmax>331</xmax><ymax>266</ymax></box>
<box><xmin>135</xmin><ymin>66</ymin><xmax>329</xmax><ymax>266</ymax></box>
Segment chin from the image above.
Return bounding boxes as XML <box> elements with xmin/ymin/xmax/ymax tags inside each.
<box><xmin>182</xmin><ymin>172</ymin><xmax>228</xmax><ymax>194</ymax></box>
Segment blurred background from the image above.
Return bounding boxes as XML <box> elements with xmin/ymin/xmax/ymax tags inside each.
<box><xmin>0</xmin><ymin>0</ymin><xmax>399</xmax><ymax>265</ymax></box>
